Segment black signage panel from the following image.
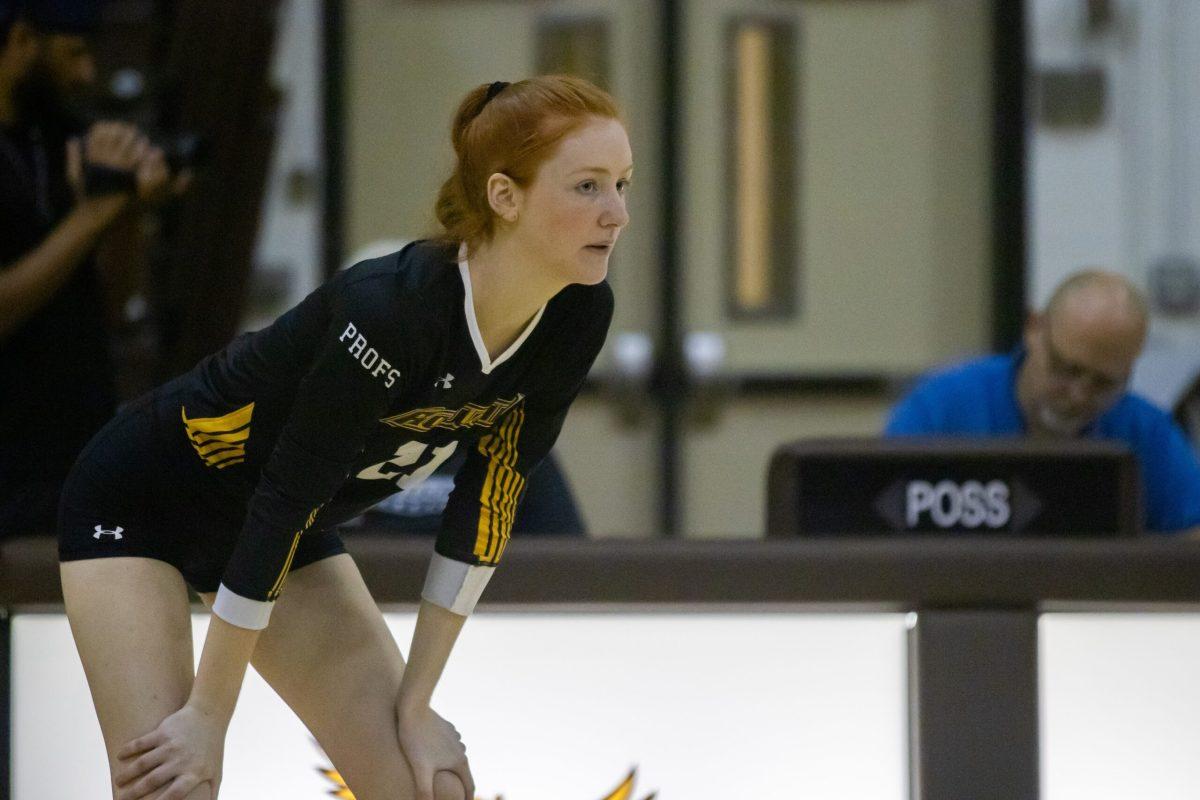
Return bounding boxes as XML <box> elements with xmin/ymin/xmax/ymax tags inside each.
<box><xmin>767</xmin><ymin>438</ymin><xmax>1142</xmax><ymax>537</ymax></box>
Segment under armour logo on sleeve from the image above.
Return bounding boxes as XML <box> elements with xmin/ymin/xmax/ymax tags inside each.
<box><xmin>435</xmin><ymin>373</ymin><xmax>455</xmax><ymax>389</ymax></box>
<box><xmin>93</xmin><ymin>525</ymin><xmax>124</xmax><ymax>540</ymax></box>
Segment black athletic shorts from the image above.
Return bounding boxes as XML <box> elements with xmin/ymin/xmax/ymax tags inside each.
<box><xmin>57</xmin><ymin>380</ymin><xmax>345</xmax><ymax>594</ymax></box>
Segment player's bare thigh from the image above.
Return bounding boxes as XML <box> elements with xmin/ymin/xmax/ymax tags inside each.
<box><xmin>199</xmin><ymin>554</ymin><xmax>465</xmax><ymax>800</ymax></box>
<box><xmin>61</xmin><ymin>556</ymin><xmax>213</xmax><ymax>800</ymax></box>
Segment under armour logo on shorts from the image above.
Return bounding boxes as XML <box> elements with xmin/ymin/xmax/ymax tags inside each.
<box><xmin>93</xmin><ymin>525</ymin><xmax>124</xmax><ymax>540</ymax></box>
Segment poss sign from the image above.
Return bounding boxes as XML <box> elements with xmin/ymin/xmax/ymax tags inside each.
<box><xmin>767</xmin><ymin>438</ymin><xmax>1141</xmax><ymax>536</ymax></box>
<box><xmin>902</xmin><ymin>479</ymin><xmax>1013</xmax><ymax>530</ymax></box>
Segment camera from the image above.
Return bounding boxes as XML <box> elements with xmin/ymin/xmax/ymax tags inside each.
<box><xmin>62</xmin><ymin>66</ymin><xmax>212</xmax><ymax>179</ymax></box>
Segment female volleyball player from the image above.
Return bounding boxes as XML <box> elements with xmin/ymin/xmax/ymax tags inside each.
<box><xmin>58</xmin><ymin>75</ymin><xmax>631</xmax><ymax>800</ymax></box>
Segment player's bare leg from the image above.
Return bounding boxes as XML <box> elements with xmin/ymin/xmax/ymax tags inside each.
<box><xmin>61</xmin><ymin>557</ymin><xmax>213</xmax><ymax>800</ymax></box>
<box><xmin>200</xmin><ymin>553</ymin><xmax>466</xmax><ymax>800</ymax></box>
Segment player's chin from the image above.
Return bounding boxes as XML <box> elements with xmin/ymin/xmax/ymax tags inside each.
<box><xmin>573</xmin><ymin>249</ymin><xmax>611</xmax><ymax>284</ymax></box>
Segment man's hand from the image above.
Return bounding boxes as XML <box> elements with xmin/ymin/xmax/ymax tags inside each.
<box><xmin>0</xmin><ymin>123</ymin><xmax>161</xmax><ymax>343</ymax></box>
<box><xmin>135</xmin><ymin>147</ymin><xmax>192</xmax><ymax>205</ymax></box>
<box><xmin>86</xmin><ymin>122</ymin><xmax>149</xmax><ymax>172</ymax></box>
<box><xmin>67</xmin><ymin>122</ymin><xmax>148</xmax><ymax>203</ymax></box>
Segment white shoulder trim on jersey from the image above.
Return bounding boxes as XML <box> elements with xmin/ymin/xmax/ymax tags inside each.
<box><xmin>421</xmin><ymin>551</ymin><xmax>495</xmax><ymax>615</ymax></box>
<box><xmin>458</xmin><ymin>243</ymin><xmax>546</xmax><ymax>376</ymax></box>
<box><xmin>213</xmin><ymin>584</ymin><xmax>274</xmax><ymax>630</ymax></box>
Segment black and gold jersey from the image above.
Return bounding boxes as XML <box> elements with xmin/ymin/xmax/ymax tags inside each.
<box><xmin>177</xmin><ymin>240</ymin><xmax>611</xmax><ymax>628</ymax></box>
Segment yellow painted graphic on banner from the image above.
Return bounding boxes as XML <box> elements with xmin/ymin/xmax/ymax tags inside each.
<box><xmin>318</xmin><ymin>762</ymin><xmax>654</xmax><ymax>800</ymax></box>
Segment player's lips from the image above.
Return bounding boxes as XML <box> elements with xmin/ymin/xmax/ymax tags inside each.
<box><xmin>584</xmin><ymin>242</ymin><xmax>614</xmax><ymax>254</ymax></box>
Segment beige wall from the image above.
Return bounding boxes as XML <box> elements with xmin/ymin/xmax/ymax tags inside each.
<box><xmin>682</xmin><ymin>395</ymin><xmax>894</xmax><ymax>538</ymax></box>
<box><xmin>345</xmin><ymin>2</ymin><xmax>530</xmax><ymax>251</ymax></box>
<box><xmin>680</xmin><ymin>0</ymin><xmax>992</xmax><ymax>375</ymax></box>
<box><xmin>929</xmin><ymin>0</ymin><xmax>993</xmax><ymax>364</ymax></box>
<box><xmin>343</xmin><ymin>0</ymin><xmax>993</xmax><ymax>538</ymax></box>
<box><xmin>558</xmin><ymin>394</ymin><xmax>893</xmax><ymax>539</ymax></box>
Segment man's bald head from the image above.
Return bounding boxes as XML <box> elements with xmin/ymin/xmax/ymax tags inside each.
<box><xmin>1044</xmin><ymin>270</ymin><xmax>1149</xmax><ymax>348</ymax></box>
<box><xmin>1019</xmin><ymin>270</ymin><xmax>1148</xmax><ymax>437</ymax></box>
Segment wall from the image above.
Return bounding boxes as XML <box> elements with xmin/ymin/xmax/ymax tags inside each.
<box><xmin>1028</xmin><ymin>0</ymin><xmax>1200</xmax><ymax>409</ymax></box>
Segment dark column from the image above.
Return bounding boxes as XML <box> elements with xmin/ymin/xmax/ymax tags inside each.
<box><xmin>156</xmin><ymin>0</ymin><xmax>282</xmax><ymax>377</ymax></box>
<box><xmin>655</xmin><ymin>0</ymin><xmax>685</xmax><ymax>537</ymax></box>
<box><xmin>991</xmin><ymin>0</ymin><xmax>1029</xmax><ymax>350</ymax></box>
<box><xmin>322</xmin><ymin>0</ymin><xmax>345</xmax><ymax>281</ymax></box>
<box><xmin>1</xmin><ymin>610</ymin><xmax>9</xmax><ymax>800</ymax></box>
<box><xmin>910</xmin><ymin>610</ymin><xmax>1040</xmax><ymax>800</ymax></box>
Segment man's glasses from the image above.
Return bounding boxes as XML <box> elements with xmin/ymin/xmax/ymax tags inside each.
<box><xmin>1041</xmin><ymin>325</ymin><xmax>1127</xmax><ymax>397</ymax></box>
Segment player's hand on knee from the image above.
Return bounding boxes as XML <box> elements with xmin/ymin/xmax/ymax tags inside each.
<box><xmin>433</xmin><ymin>769</ymin><xmax>468</xmax><ymax>800</ymax></box>
<box><xmin>114</xmin><ymin>704</ymin><xmax>226</xmax><ymax>800</ymax></box>
<box><xmin>396</xmin><ymin>705</ymin><xmax>475</xmax><ymax>800</ymax></box>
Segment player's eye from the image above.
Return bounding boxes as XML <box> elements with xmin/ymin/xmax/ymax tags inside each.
<box><xmin>617</xmin><ymin>179</ymin><xmax>631</xmax><ymax>194</ymax></box>
<box><xmin>577</xmin><ymin>180</ymin><xmax>599</xmax><ymax>194</ymax></box>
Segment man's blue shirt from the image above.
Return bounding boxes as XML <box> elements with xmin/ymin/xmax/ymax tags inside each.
<box><xmin>885</xmin><ymin>352</ymin><xmax>1200</xmax><ymax>533</ymax></box>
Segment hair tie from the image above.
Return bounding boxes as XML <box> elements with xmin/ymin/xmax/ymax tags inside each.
<box><xmin>484</xmin><ymin>81</ymin><xmax>510</xmax><ymax>104</ymax></box>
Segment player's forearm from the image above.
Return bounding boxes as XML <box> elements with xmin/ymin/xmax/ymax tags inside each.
<box><xmin>397</xmin><ymin>599</ymin><xmax>467</xmax><ymax>713</ymax></box>
<box><xmin>0</xmin><ymin>195</ymin><xmax>129</xmax><ymax>341</ymax></box>
<box><xmin>187</xmin><ymin>614</ymin><xmax>261</xmax><ymax>728</ymax></box>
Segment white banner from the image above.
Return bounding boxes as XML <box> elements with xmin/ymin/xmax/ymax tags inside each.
<box><xmin>1041</xmin><ymin>613</ymin><xmax>1200</xmax><ymax>800</ymax></box>
<box><xmin>13</xmin><ymin>610</ymin><xmax>907</xmax><ymax>799</ymax></box>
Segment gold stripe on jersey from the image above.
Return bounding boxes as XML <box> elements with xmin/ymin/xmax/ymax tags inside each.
<box><xmin>268</xmin><ymin>504</ymin><xmax>324</xmax><ymax>600</ymax></box>
<box><xmin>268</xmin><ymin>532</ymin><xmax>302</xmax><ymax>599</ymax></box>
<box><xmin>181</xmin><ymin>403</ymin><xmax>255</xmax><ymax>469</ymax></box>
<box><xmin>474</xmin><ymin>404</ymin><xmax>525</xmax><ymax>564</ymax></box>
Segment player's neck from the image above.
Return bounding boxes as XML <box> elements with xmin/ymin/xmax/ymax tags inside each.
<box><xmin>466</xmin><ymin>237</ymin><xmax>559</xmax><ymax>361</ymax></box>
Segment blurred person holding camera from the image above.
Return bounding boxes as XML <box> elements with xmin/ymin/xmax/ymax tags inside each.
<box><xmin>0</xmin><ymin>0</ymin><xmax>182</xmax><ymax>537</ymax></box>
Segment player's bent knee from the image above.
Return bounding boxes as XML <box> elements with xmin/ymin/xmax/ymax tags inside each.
<box><xmin>433</xmin><ymin>771</ymin><xmax>467</xmax><ymax>800</ymax></box>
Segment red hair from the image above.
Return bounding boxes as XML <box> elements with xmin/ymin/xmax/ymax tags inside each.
<box><xmin>433</xmin><ymin>75</ymin><xmax>622</xmax><ymax>254</ymax></box>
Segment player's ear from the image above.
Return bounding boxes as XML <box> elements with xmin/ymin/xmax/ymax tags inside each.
<box><xmin>486</xmin><ymin>172</ymin><xmax>520</xmax><ymax>224</ymax></box>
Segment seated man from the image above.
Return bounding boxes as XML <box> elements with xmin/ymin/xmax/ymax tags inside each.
<box><xmin>886</xmin><ymin>270</ymin><xmax>1200</xmax><ymax>535</ymax></box>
